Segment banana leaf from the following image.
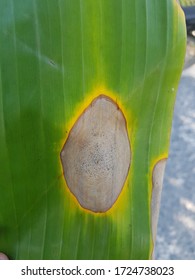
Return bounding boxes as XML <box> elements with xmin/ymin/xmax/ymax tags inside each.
<box><xmin>0</xmin><ymin>0</ymin><xmax>186</xmax><ymax>259</ymax></box>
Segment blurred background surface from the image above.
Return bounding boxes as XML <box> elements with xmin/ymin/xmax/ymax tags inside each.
<box><xmin>155</xmin><ymin>33</ymin><xmax>195</xmax><ymax>259</ymax></box>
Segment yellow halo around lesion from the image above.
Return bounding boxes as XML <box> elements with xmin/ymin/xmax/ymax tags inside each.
<box><xmin>59</xmin><ymin>84</ymin><xmax>133</xmax><ymax>217</ymax></box>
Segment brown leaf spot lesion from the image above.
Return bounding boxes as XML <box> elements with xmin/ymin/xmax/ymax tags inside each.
<box><xmin>60</xmin><ymin>95</ymin><xmax>131</xmax><ymax>213</ymax></box>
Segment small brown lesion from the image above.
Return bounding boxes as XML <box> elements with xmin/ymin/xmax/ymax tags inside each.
<box><xmin>151</xmin><ymin>158</ymin><xmax>167</xmax><ymax>258</ymax></box>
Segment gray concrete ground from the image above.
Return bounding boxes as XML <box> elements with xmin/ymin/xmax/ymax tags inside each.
<box><xmin>155</xmin><ymin>36</ymin><xmax>195</xmax><ymax>259</ymax></box>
